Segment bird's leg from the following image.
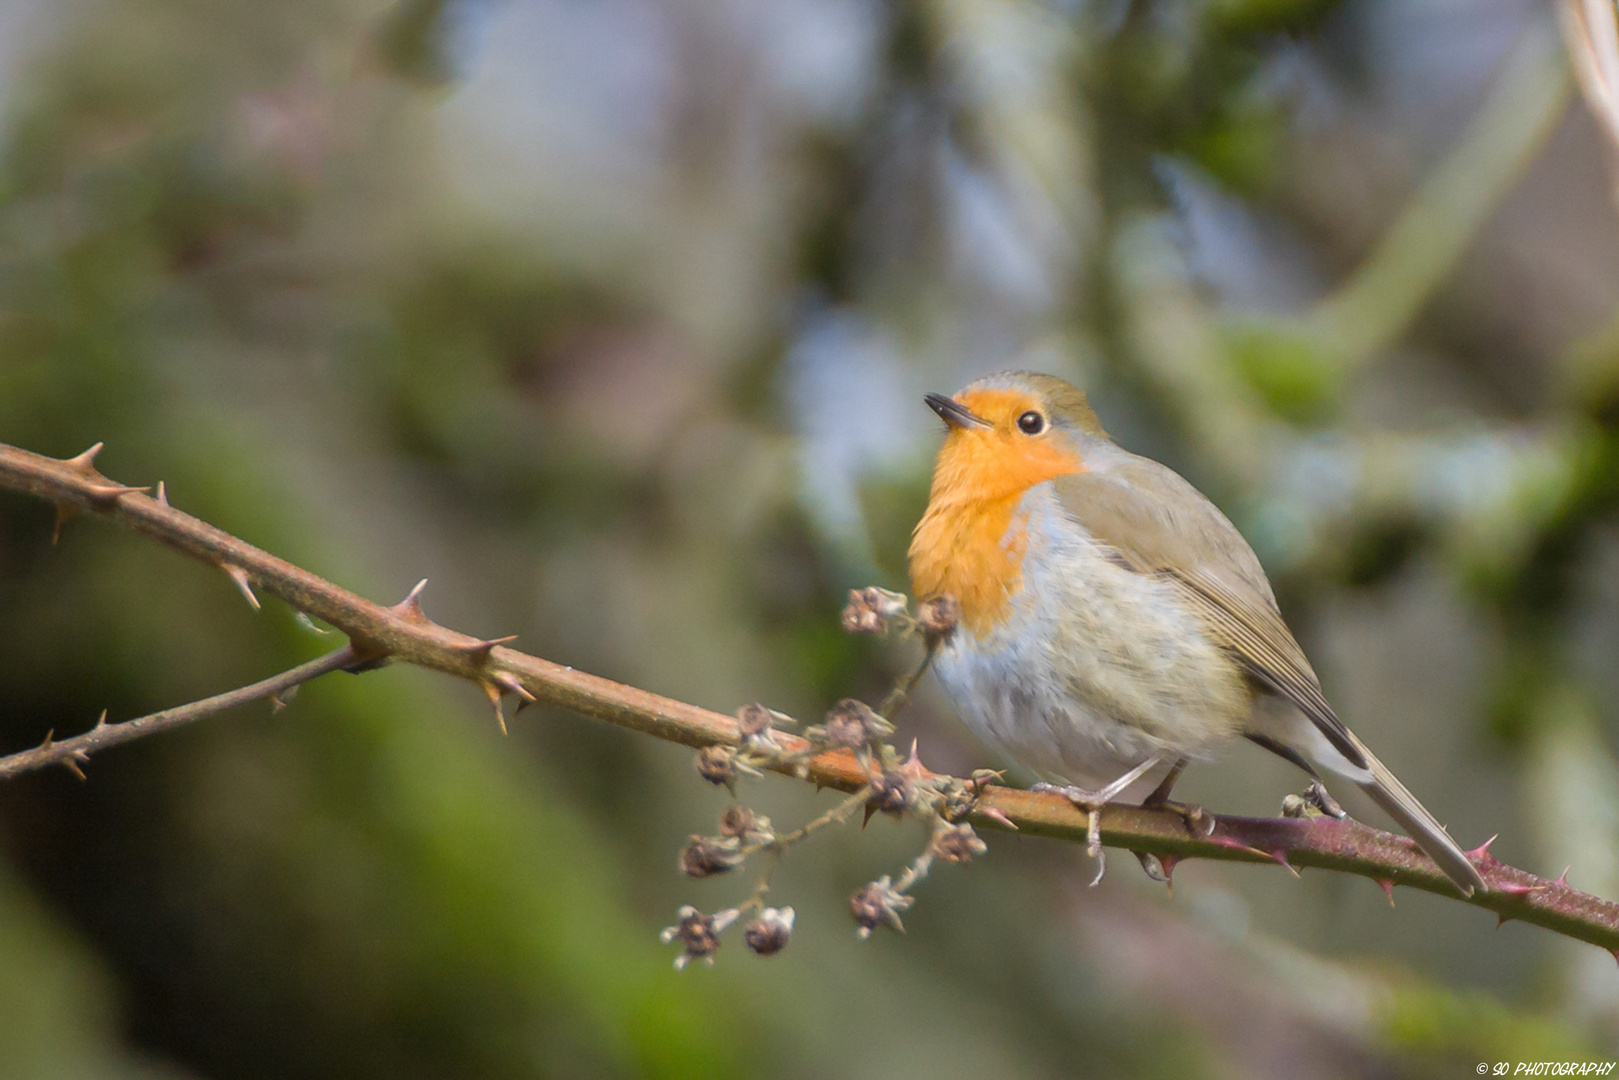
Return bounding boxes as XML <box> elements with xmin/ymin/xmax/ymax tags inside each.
<box><xmin>1141</xmin><ymin>757</ymin><xmax>1186</xmax><ymax>805</ymax></box>
<box><xmin>1033</xmin><ymin>755</ymin><xmax>1163</xmax><ymax>886</ymax></box>
<box><xmin>1138</xmin><ymin>756</ymin><xmax>1214</xmax><ymax>837</ymax></box>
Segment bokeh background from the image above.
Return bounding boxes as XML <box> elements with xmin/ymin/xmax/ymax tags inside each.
<box><xmin>2</xmin><ymin>0</ymin><xmax>1618</xmax><ymax>1075</ymax></box>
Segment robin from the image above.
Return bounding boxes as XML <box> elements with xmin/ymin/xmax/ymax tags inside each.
<box><xmin>908</xmin><ymin>370</ymin><xmax>1486</xmax><ymax>895</ymax></box>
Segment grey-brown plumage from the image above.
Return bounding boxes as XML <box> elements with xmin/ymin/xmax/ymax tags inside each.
<box><xmin>1052</xmin><ymin>462</ymin><xmax>1485</xmax><ymax>895</ymax></box>
<box><xmin>914</xmin><ymin>371</ymin><xmax>1486</xmax><ymax>896</ymax></box>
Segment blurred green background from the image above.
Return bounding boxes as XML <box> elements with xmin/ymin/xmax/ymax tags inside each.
<box><xmin>2</xmin><ymin>0</ymin><xmax>1618</xmax><ymax>1076</ymax></box>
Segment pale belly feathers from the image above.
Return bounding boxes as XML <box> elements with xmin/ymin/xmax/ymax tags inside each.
<box><xmin>930</xmin><ymin>483</ymin><xmax>1253</xmax><ymax>790</ymax></box>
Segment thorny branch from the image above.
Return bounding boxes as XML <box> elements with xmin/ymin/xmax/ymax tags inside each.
<box><xmin>0</xmin><ymin>645</ymin><xmax>357</xmax><ymax>781</ymax></box>
<box><xmin>2</xmin><ymin>439</ymin><xmax>1618</xmax><ymax>956</ymax></box>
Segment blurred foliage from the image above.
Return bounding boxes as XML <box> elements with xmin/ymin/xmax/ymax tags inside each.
<box><xmin>1</xmin><ymin>0</ymin><xmax>1618</xmax><ymax>1076</ymax></box>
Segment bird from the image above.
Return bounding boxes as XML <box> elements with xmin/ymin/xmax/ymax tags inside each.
<box><xmin>907</xmin><ymin>370</ymin><xmax>1486</xmax><ymax>895</ymax></box>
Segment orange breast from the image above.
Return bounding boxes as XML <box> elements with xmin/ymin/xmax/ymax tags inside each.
<box><xmin>910</xmin><ymin>491</ymin><xmax>1032</xmax><ymax>636</ymax></box>
<box><xmin>908</xmin><ymin>416</ymin><xmax>1085</xmax><ymax>636</ymax></box>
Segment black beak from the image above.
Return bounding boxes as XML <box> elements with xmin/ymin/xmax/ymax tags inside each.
<box><xmin>925</xmin><ymin>392</ymin><xmax>991</xmax><ymax>431</ymax></box>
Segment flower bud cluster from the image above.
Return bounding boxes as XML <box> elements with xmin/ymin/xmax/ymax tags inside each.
<box><xmin>840</xmin><ymin>587</ymin><xmax>909</xmax><ymax>635</ymax></box>
<box><xmin>808</xmin><ymin>698</ymin><xmax>894</xmax><ymax>752</ymax></box>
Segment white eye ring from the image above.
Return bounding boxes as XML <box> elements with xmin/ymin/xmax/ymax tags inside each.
<box><xmin>1017</xmin><ymin>411</ymin><xmax>1045</xmax><ymax>435</ymax></box>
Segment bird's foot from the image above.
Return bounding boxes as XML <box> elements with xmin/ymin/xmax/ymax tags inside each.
<box><xmin>1032</xmin><ymin>756</ymin><xmax>1163</xmax><ymax>887</ymax></box>
<box><xmin>1031</xmin><ymin>781</ymin><xmax>1111</xmax><ymax>880</ymax></box>
<box><xmin>1142</xmin><ymin>793</ymin><xmax>1215</xmax><ymax>838</ymax></box>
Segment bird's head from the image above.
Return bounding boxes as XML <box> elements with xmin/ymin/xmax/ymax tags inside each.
<box><xmin>922</xmin><ymin>371</ymin><xmax>1105</xmax><ymax>505</ymax></box>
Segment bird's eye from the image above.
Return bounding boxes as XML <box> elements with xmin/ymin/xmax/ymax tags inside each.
<box><xmin>1017</xmin><ymin>411</ymin><xmax>1045</xmax><ymax>435</ymax></box>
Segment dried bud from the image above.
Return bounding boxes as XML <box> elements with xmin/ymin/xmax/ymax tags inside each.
<box><xmin>814</xmin><ymin>699</ymin><xmax>894</xmax><ymax>751</ymax></box>
<box><xmin>742</xmin><ymin>906</ymin><xmax>796</xmax><ymax>956</ymax></box>
<box><xmin>660</xmin><ymin>905</ymin><xmax>739</xmax><ymax>970</ymax></box>
<box><xmin>850</xmin><ymin>876</ymin><xmax>913</xmax><ymax>939</ymax></box>
<box><xmin>840</xmin><ymin>587</ymin><xmax>909</xmax><ymax>635</ymax></box>
<box><xmin>867</xmin><ymin>771</ymin><xmax>912</xmax><ymax>817</ymax></box>
<box><xmin>928</xmin><ymin>822</ymin><xmax>988</xmax><ymax>864</ymax></box>
<box><xmin>718</xmin><ymin>804</ymin><xmax>774</xmax><ymax>845</ymax></box>
<box><xmin>1280</xmin><ymin>793</ymin><xmax>1308</xmax><ymax>819</ymax></box>
<box><xmin>736</xmin><ymin>703</ymin><xmax>773</xmax><ymax>738</ymax></box>
<box><xmin>917</xmin><ymin>594</ymin><xmax>961</xmax><ymax>639</ymax></box>
<box><xmin>677</xmin><ymin>835</ymin><xmax>744</xmax><ymax>878</ymax></box>
<box><xmin>695</xmin><ymin>745</ymin><xmax>737</xmax><ymax>788</ymax></box>
<box><xmin>734</xmin><ymin>702</ymin><xmax>786</xmax><ymax>752</ymax></box>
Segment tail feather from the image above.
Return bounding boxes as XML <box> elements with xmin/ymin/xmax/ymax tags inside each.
<box><xmin>1354</xmin><ymin>743</ymin><xmax>1485</xmax><ymax>896</ymax></box>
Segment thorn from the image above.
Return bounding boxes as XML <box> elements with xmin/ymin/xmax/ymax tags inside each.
<box><xmin>156</xmin><ymin>481</ymin><xmax>168</xmax><ymax>506</ymax></box>
<box><xmin>93</xmin><ymin>710</ymin><xmax>108</xmax><ymax>730</ymax></box>
<box><xmin>491</xmin><ymin>671</ymin><xmax>535</xmax><ymax>703</ymax></box>
<box><xmin>1610</xmin><ymin>948</ymin><xmax>1619</xmax><ymax>967</ymax></box>
<box><xmin>897</xmin><ymin>739</ymin><xmax>930</xmax><ymax>779</ymax></box>
<box><xmin>1210</xmin><ymin>835</ymin><xmax>1272</xmax><ymax>860</ymax></box>
<box><xmin>270</xmin><ymin>694</ymin><xmax>287</xmax><ymax>714</ymax></box>
<box><xmin>223</xmin><ymin>564</ymin><xmax>261</xmax><ymax>610</ymax></box>
<box><xmin>83</xmin><ymin>482</ymin><xmax>150</xmax><ymax>502</ymax></box>
<box><xmin>1466</xmin><ymin>835</ymin><xmax>1499</xmax><ymax>864</ymax></box>
<box><xmin>38</xmin><ymin>729</ymin><xmax>53</xmax><ymax>750</ymax></box>
<box><xmin>393</xmin><ymin>579</ymin><xmax>429</xmax><ymax>623</ymax></box>
<box><xmin>862</xmin><ymin>803</ymin><xmax>878</xmax><ymax>828</ymax></box>
<box><xmin>63</xmin><ymin>442</ymin><xmax>104</xmax><ymax>473</ymax></box>
<box><xmin>62</xmin><ymin>752</ymin><xmax>87</xmax><ymax>781</ymax></box>
<box><xmin>52</xmin><ymin>503</ymin><xmax>75</xmax><ymax>544</ymax></box>
<box><xmin>480</xmin><ymin>681</ymin><xmax>509</xmax><ymax>736</ymax></box>
<box><xmin>1269</xmin><ymin>849</ymin><xmax>1300</xmax><ymax>878</ymax></box>
<box><xmin>1495</xmin><ymin>881</ymin><xmax>1541</xmax><ymax>897</ymax></box>
<box><xmin>1375</xmin><ymin>878</ymin><xmax>1395</xmax><ymax>906</ymax></box>
<box><xmin>1497</xmin><ymin>913</ymin><xmax>1511</xmax><ymax>928</ymax></box>
<box><xmin>979</xmin><ymin>806</ymin><xmax>1018</xmax><ymax>831</ymax></box>
<box><xmin>1554</xmin><ymin>866</ymin><xmax>1570</xmax><ymax>888</ymax></box>
<box><xmin>451</xmin><ymin>635</ymin><xmax>519</xmax><ymax>660</ymax></box>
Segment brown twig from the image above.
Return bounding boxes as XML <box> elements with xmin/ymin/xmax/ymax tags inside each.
<box><xmin>0</xmin><ymin>645</ymin><xmax>358</xmax><ymax>780</ymax></box>
<box><xmin>2</xmin><ymin>439</ymin><xmax>1618</xmax><ymax>954</ymax></box>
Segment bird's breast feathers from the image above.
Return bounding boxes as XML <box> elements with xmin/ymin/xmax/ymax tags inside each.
<box><xmin>925</xmin><ymin>482</ymin><xmax>1252</xmax><ymax>785</ymax></box>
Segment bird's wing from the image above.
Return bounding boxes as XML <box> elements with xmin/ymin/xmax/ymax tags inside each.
<box><xmin>1051</xmin><ymin>464</ymin><xmax>1367</xmax><ymax>771</ymax></box>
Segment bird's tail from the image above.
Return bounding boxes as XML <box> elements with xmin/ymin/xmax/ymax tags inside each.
<box><xmin>1351</xmin><ymin>738</ymin><xmax>1485</xmax><ymax>896</ymax></box>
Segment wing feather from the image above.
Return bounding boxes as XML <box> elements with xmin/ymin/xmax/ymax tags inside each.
<box><xmin>1051</xmin><ymin>465</ymin><xmax>1367</xmax><ymax>771</ymax></box>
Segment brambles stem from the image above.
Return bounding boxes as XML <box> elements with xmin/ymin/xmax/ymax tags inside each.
<box><xmin>2</xmin><ymin>438</ymin><xmax>1618</xmax><ymax>954</ymax></box>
